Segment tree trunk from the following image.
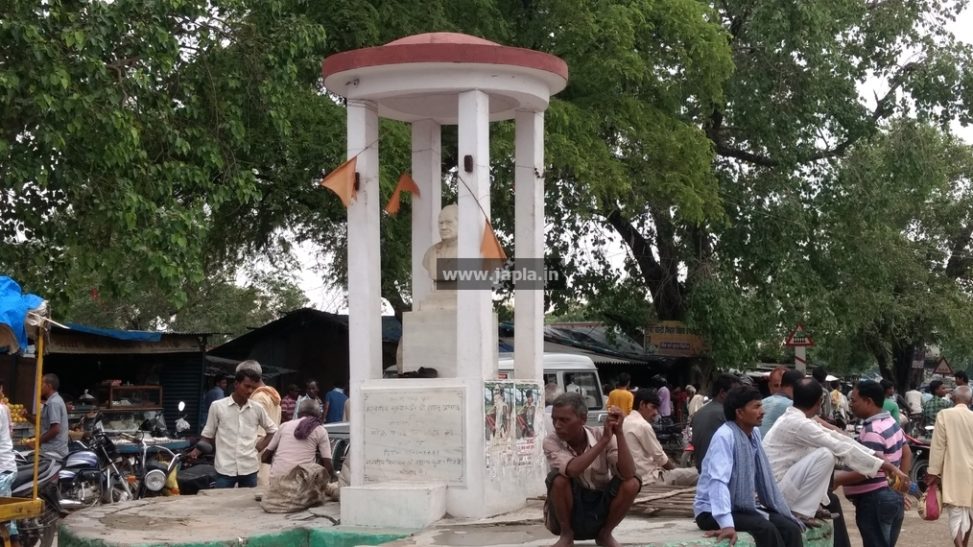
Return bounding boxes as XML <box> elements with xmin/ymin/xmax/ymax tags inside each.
<box><xmin>605</xmin><ymin>209</ymin><xmax>685</xmax><ymax>320</ymax></box>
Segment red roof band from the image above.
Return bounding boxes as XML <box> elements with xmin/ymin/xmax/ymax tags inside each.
<box><xmin>323</xmin><ymin>32</ymin><xmax>568</xmax><ymax>82</ymax></box>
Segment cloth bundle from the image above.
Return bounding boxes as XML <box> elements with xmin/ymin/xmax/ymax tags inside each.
<box><xmin>260</xmin><ymin>463</ymin><xmax>333</xmax><ymax>513</ymax></box>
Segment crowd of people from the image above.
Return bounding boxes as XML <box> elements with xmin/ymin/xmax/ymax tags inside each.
<box><xmin>542</xmin><ymin>366</ymin><xmax>973</xmax><ymax>547</ymax></box>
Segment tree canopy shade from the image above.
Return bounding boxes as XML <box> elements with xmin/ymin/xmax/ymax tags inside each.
<box><xmin>4</xmin><ymin>0</ymin><xmax>973</xmax><ymax>386</ymax></box>
<box><xmin>0</xmin><ymin>0</ymin><xmax>332</xmax><ymax>309</ymax></box>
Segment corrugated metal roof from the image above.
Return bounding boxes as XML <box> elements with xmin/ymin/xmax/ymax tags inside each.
<box><xmin>45</xmin><ymin>325</ymin><xmax>207</xmax><ymax>355</ymax></box>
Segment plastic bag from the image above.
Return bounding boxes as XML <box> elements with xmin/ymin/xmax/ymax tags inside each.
<box><xmin>919</xmin><ymin>483</ymin><xmax>942</xmax><ymax>521</ymax></box>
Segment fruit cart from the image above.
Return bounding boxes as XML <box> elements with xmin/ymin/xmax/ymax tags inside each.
<box><xmin>0</xmin><ymin>277</ymin><xmax>51</xmax><ymax>546</ymax></box>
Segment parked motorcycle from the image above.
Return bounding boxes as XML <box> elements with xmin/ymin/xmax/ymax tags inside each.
<box><xmin>906</xmin><ymin>428</ymin><xmax>932</xmax><ymax>494</ymax></box>
<box><xmin>679</xmin><ymin>424</ymin><xmax>695</xmax><ymax>467</ymax></box>
<box><xmin>10</xmin><ymin>453</ymin><xmax>64</xmax><ymax>547</ymax></box>
<box><xmin>58</xmin><ymin>417</ymin><xmax>134</xmax><ymax>510</ymax></box>
<box><xmin>172</xmin><ymin>439</ymin><xmax>216</xmax><ymax>495</ymax></box>
<box><xmin>652</xmin><ymin>420</ymin><xmax>686</xmax><ymax>460</ymax></box>
<box><xmin>174</xmin><ymin>401</ymin><xmax>190</xmax><ymax>438</ymax></box>
<box><xmin>120</xmin><ymin>433</ymin><xmax>216</xmax><ymax>498</ymax></box>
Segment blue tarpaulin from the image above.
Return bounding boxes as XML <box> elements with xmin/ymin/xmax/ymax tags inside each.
<box><xmin>0</xmin><ymin>276</ymin><xmax>45</xmax><ymax>353</ymax></box>
<box><xmin>62</xmin><ymin>323</ymin><xmax>163</xmax><ymax>342</ymax></box>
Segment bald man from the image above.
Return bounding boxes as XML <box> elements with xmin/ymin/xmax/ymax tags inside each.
<box><xmin>928</xmin><ymin>385</ymin><xmax>973</xmax><ymax>547</ymax></box>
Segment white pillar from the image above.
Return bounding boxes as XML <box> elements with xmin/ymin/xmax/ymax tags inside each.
<box><xmin>346</xmin><ymin>99</ymin><xmax>382</xmax><ymax>488</ymax></box>
<box><xmin>456</xmin><ymin>90</ymin><xmax>494</xmax><ymax>380</ymax></box>
<box><xmin>411</xmin><ymin>119</ymin><xmax>442</xmax><ymax>305</ymax></box>
<box><xmin>513</xmin><ymin>110</ymin><xmax>545</xmax><ymax>382</ymax></box>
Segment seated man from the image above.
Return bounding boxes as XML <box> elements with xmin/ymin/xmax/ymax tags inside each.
<box><xmin>763</xmin><ymin>379</ymin><xmax>907</xmax><ymax>527</ymax></box>
<box><xmin>759</xmin><ymin>369</ymin><xmax>803</xmax><ymax>436</ymax></box>
<box><xmin>623</xmin><ymin>388</ymin><xmax>698</xmax><ymax>487</ymax></box>
<box><xmin>693</xmin><ymin>386</ymin><xmax>803</xmax><ymax>547</ymax></box>
<box><xmin>264</xmin><ymin>399</ymin><xmax>334</xmax><ymax>480</ymax></box>
<box><xmin>260</xmin><ymin>399</ymin><xmax>335</xmax><ymax>513</ymax></box>
<box><xmin>691</xmin><ymin>374</ymin><xmax>742</xmax><ymax>471</ymax></box>
<box><xmin>543</xmin><ymin>393</ymin><xmax>640</xmax><ymax>547</ymax></box>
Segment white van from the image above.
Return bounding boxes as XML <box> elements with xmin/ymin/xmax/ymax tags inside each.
<box><xmin>498</xmin><ymin>352</ymin><xmax>606</xmax><ymax>426</ymax></box>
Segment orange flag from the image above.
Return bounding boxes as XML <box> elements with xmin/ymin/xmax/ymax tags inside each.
<box><xmin>480</xmin><ymin>220</ymin><xmax>507</xmax><ymax>260</ymax></box>
<box><xmin>384</xmin><ymin>172</ymin><xmax>421</xmax><ymax>215</ymax></box>
<box><xmin>320</xmin><ymin>157</ymin><xmax>357</xmax><ymax>207</ymax></box>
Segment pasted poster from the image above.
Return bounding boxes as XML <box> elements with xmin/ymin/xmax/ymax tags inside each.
<box><xmin>514</xmin><ymin>383</ymin><xmax>540</xmax><ymax>439</ymax></box>
<box><xmin>514</xmin><ymin>382</ymin><xmax>542</xmax><ymax>469</ymax></box>
<box><xmin>484</xmin><ymin>381</ymin><xmax>515</xmax><ymax>445</ymax></box>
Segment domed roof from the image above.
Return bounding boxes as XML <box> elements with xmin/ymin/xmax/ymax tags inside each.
<box><xmin>386</xmin><ymin>32</ymin><xmax>499</xmax><ymax>46</ymax></box>
<box><xmin>323</xmin><ymin>32</ymin><xmax>568</xmax><ymax>82</ymax></box>
<box><xmin>322</xmin><ymin>32</ymin><xmax>568</xmax><ymax>123</ymax></box>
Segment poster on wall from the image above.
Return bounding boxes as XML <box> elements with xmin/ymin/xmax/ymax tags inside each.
<box><xmin>514</xmin><ymin>382</ymin><xmax>542</xmax><ymax>469</ymax></box>
<box><xmin>484</xmin><ymin>381</ymin><xmax>515</xmax><ymax>445</ymax></box>
<box><xmin>514</xmin><ymin>383</ymin><xmax>539</xmax><ymax>440</ymax></box>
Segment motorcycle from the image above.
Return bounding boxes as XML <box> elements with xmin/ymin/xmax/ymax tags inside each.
<box><xmin>121</xmin><ymin>433</ymin><xmax>216</xmax><ymax>498</ymax></box>
<box><xmin>174</xmin><ymin>401</ymin><xmax>190</xmax><ymax>438</ymax></box>
<box><xmin>9</xmin><ymin>453</ymin><xmax>63</xmax><ymax>547</ymax></box>
<box><xmin>171</xmin><ymin>439</ymin><xmax>216</xmax><ymax>496</ymax></box>
<box><xmin>679</xmin><ymin>424</ymin><xmax>695</xmax><ymax>467</ymax></box>
<box><xmin>58</xmin><ymin>415</ymin><xmax>134</xmax><ymax>510</ymax></box>
<box><xmin>652</xmin><ymin>420</ymin><xmax>686</xmax><ymax>460</ymax></box>
<box><xmin>906</xmin><ymin>428</ymin><xmax>932</xmax><ymax>494</ymax></box>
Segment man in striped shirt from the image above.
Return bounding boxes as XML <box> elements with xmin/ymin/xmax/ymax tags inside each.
<box><xmin>837</xmin><ymin>380</ymin><xmax>912</xmax><ymax>547</ymax></box>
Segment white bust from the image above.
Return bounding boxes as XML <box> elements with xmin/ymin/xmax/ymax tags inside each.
<box><xmin>422</xmin><ymin>204</ymin><xmax>458</xmax><ymax>281</ymax></box>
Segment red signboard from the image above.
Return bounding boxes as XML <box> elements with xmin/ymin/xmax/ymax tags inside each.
<box><xmin>784</xmin><ymin>324</ymin><xmax>815</xmax><ymax>347</ymax></box>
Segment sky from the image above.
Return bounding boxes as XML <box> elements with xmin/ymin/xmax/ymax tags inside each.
<box><xmin>284</xmin><ymin>6</ymin><xmax>973</xmax><ymax>313</ymax></box>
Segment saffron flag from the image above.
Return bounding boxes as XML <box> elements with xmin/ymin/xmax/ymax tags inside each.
<box><xmin>480</xmin><ymin>220</ymin><xmax>507</xmax><ymax>260</ymax></box>
<box><xmin>320</xmin><ymin>157</ymin><xmax>357</xmax><ymax>207</ymax></box>
<box><xmin>384</xmin><ymin>172</ymin><xmax>421</xmax><ymax>215</ymax></box>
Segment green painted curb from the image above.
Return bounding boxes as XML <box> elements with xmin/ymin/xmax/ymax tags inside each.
<box><xmin>58</xmin><ymin>522</ymin><xmax>410</xmax><ymax>547</ymax></box>
<box><xmin>645</xmin><ymin>522</ymin><xmax>833</xmax><ymax>546</ymax></box>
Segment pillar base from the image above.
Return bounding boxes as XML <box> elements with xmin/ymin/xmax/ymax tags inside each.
<box><xmin>340</xmin><ymin>482</ymin><xmax>446</xmax><ymax>529</ymax></box>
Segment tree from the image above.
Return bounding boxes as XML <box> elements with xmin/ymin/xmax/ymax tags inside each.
<box><xmin>1</xmin><ymin>0</ymin><xmax>330</xmax><ymax>310</ymax></box>
<box><xmin>66</xmin><ymin>270</ymin><xmax>307</xmax><ymax>343</ymax></box>
<box><xmin>814</xmin><ymin>121</ymin><xmax>973</xmax><ymax>389</ymax></box>
<box><xmin>545</xmin><ymin>0</ymin><xmax>973</xmax><ymax>377</ymax></box>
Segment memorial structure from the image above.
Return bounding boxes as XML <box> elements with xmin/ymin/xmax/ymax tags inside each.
<box><xmin>322</xmin><ymin>32</ymin><xmax>567</xmax><ymax>528</ymax></box>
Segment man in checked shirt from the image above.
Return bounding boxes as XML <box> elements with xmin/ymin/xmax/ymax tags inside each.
<box><xmin>542</xmin><ymin>393</ymin><xmax>639</xmax><ymax>547</ymax></box>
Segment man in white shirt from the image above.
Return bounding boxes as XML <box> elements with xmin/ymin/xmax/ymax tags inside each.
<box><xmin>763</xmin><ymin>378</ymin><xmax>908</xmax><ymax>521</ymax></box>
<box><xmin>193</xmin><ymin>367</ymin><xmax>279</xmax><ymax>488</ymax></box>
<box><xmin>0</xmin><ymin>401</ymin><xmax>20</xmax><ymax>544</ymax></box>
<box><xmin>905</xmin><ymin>384</ymin><xmax>923</xmax><ymax>416</ymax></box>
<box><xmin>623</xmin><ymin>389</ymin><xmax>698</xmax><ymax>487</ymax></box>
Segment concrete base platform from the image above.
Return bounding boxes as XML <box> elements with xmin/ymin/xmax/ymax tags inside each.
<box><xmin>58</xmin><ymin>491</ymin><xmax>834</xmax><ymax>547</ymax></box>
<box><xmin>384</xmin><ymin>501</ymin><xmax>835</xmax><ymax>547</ymax></box>
<box><xmin>342</xmin><ymin>483</ymin><xmax>446</xmax><ymax>529</ymax></box>
<box><xmin>58</xmin><ymin>489</ymin><xmax>410</xmax><ymax>547</ymax></box>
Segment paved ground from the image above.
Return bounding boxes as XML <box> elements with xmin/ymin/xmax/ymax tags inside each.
<box><xmin>841</xmin><ymin>493</ymin><xmax>949</xmax><ymax>547</ymax></box>
<box><xmin>57</xmin><ymin>489</ymin><xmax>408</xmax><ymax>547</ymax></box>
<box><xmin>53</xmin><ymin>488</ymin><xmax>955</xmax><ymax>547</ymax></box>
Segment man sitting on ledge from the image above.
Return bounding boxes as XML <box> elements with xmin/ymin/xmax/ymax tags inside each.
<box><xmin>542</xmin><ymin>393</ymin><xmax>640</xmax><ymax>547</ymax></box>
<box><xmin>693</xmin><ymin>385</ymin><xmax>803</xmax><ymax>547</ymax></box>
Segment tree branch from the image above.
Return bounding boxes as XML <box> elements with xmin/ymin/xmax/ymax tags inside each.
<box><xmin>708</xmin><ymin>62</ymin><xmax>919</xmax><ymax>168</ymax></box>
<box><xmin>945</xmin><ymin>220</ymin><xmax>973</xmax><ymax>279</ymax></box>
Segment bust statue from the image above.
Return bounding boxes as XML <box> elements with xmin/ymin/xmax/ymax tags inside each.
<box><xmin>422</xmin><ymin>204</ymin><xmax>458</xmax><ymax>282</ymax></box>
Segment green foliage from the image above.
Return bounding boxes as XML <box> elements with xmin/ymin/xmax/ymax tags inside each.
<box><xmin>5</xmin><ymin>0</ymin><xmax>973</xmax><ymax>387</ymax></box>
<box><xmin>66</xmin><ymin>270</ymin><xmax>307</xmax><ymax>343</ymax></box>
<box><xmin>1</xmin><ymin>0</ymin><xmax>329</xmax><ymax>310</ymax></box>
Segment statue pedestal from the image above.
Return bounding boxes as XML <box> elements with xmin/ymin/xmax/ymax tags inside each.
<box><xmin>402</xmin><ymin>308</ymin><xmax>498</xmax><ymax>378</ymax></box>
<box><xmin>341</xmin><ymin>377</ymin><xmax>546</xmax><ymax>526</ymax></box>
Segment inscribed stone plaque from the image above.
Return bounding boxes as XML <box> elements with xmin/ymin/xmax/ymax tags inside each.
<box><xmin>362</xmin><ymin>387</ymin><xmax>466</xmax><ymax>485</ymax></box>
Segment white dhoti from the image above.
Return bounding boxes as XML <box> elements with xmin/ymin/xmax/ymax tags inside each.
<box><xmin>778</xmin><ymin>447</ymin><xmax>835</xmax><ymax>519</ymax></box>
<box><xmin>946</xmin><ymin>505</ymin><xmax>973</xmax><ymax>540</ymax></box>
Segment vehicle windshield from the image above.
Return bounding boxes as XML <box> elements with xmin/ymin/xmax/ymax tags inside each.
<box><xmin>564</xmin><ymin>372</ymin><xmax>603</xmax><ymax>410</ymax></box>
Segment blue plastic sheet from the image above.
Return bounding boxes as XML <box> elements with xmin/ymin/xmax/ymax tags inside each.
<box><xmin>0</xmin><ymin>276</ymin><xmax>45</xmax><ymax>352</ymax></box>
